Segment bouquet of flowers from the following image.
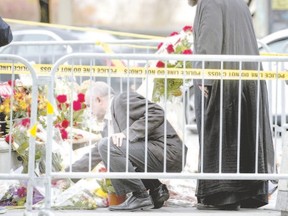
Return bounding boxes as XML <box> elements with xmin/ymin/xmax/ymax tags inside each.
<box><xmin>0</xmin><ymin>182</ymin><xmax>44</xmax><ymax>207</ymax></box>
<box><xmin>4</xmin><ymin>118</ymin><xmax>64</xmax><ymax>174</ymax></box>
<box><xmin>54</xmin><ymin>92</ymin><xmax>86</xmax><ymax>140</ymax></box>
<box><xmin>151</xmin><ymin>26</ymin><xmax>194</xmax><ymax>102</ymax></box>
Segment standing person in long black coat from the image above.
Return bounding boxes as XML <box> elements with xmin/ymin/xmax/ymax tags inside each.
<box><xmin>187</xmin><ymin>0</ymin><xmax>275</xmax><ymax>210</ymax></box>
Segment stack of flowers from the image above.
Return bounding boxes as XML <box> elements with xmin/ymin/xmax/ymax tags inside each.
<box><xmin>152</xmin><ymin>25</ymin><xmax>194</xmax><ymax>102</ymax></box>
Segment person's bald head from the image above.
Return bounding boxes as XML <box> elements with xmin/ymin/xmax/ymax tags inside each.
<box><xmin>85</xmin><ymin>81</ymin><xmax>115</xmax><ymax>121</ymax></box>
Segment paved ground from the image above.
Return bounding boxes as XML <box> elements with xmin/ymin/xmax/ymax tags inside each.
<box><xmin>0</xmin><ymin>207</ymin><xmax>283</xmax><ymax>216</ymax></box>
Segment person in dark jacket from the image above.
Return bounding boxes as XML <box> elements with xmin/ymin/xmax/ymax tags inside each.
<box><xmin>187</xmin><ymin>0</ymin><xmax>274</xmax><ymax>210</ymax></box>
<box><xmin>69</xmin><ymin>81</ymin><xmax>187</xmax><ymax>211</ymax></box>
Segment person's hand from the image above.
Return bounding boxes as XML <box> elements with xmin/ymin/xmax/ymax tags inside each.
<box><xmin>111</xmin><ymin>133</ymin><xmax>126</xmax><ymax>147</ymax></box>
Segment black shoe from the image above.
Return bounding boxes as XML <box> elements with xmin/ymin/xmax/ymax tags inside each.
<box><xmin>109</xmin><ymin>194</ymin><xmax>154</xmax><ymax>211</ymax></box>
<box><xmin>196</xmin><ymin>203</ymin><xmax>240</xmax><ymax>211</ymax></box>
<box><xmin>150</xmin><ymin>184</ymin><xmax>170</xmax><ymax>209</ymax></box>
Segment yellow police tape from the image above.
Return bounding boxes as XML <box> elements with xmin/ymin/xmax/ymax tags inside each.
<box><xmin>0</xmin><ymin>63</ymin><xmax>287</xmax><ymax>80</ymax></box>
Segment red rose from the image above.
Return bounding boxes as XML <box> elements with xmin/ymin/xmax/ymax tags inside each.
<box><xmin>73</xmin><ymin>100</ymin><xmax>82</xmax><ymax>111</ymax></box>
<box><xmin>60</xmin><ymin>129</ymin><xmax>68</xmax><ymax>140</ymax></box>
<box><xmin>21</xmin><ymin>118</ymin><xmax>30</xmax><ymax>127</ymax></box>
<box><xmin>182</xmin><ymin>49</ymin><xmax>193</xmax><ymax>55</ymax></box>
<box><xmin>56</xmin><ymin>95</ymin><xmax>67</xmax><ymax>104</ymax></box>
<box><xmin>169</xmin><ymin>31</ymin><xmax>179</xmax><ymax>36</ymax></box>
<box><xmin>156</xmin><ymin>61</ymin><xmax>165</xmax><ymax>68</ymax></box>
<box><xmin>77</xmin><ymin>93</ymin><xmax>85</xmax><ymax>103</ymax></box>
<box><xmin>183</xmin><ymin>25</ymin><xmax>193</xmax><ymax>32</ymax></box>
<box><xmin>166</xmin><ymin>44</ymin><xmax>174</xmax><ymax>54</ymax></box>
<box><xmin>61</xmin><ymin>119</ymin><xmax>70</xmax><ymax>128</ymax></box>
<box><xmin>5</xmin><ymin>134</ymin><xmax>13</xmax><ymax>143</ymax></box>
<box><xmin>7</xmin><ymin>80</ymin><xmax>15</xmax><ymax>86</ymax></box>
<box><xmin>157</xmin><ymin>42</ymin><xmax>163</xmax><ymax>50</ymax></box>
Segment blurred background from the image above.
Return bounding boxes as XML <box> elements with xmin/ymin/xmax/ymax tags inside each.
<box><xmin>0</xmin><ymin>0</ymin><xmax>287</xmax><ymax>38</ymax></box>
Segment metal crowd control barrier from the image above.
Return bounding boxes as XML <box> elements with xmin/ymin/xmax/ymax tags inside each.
<box><xmin>20</xmin><ymin>53</ymin><xmax>285</xmax><ymax>215</ymax></box>
<box><xmin>0</xmin><ymin>55</ymin><xmax>38</xmax><ymax>215</ymax></box>
<box><xmin>1</xmin><ymin>52</ymin><xmax>288</xmax><ymax>215</ymax></box>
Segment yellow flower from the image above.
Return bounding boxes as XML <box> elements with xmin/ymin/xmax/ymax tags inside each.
<box><xmin>19</xmin><ymin>100</ymin><xmax>28</xmax><ymax>110</ymax></box>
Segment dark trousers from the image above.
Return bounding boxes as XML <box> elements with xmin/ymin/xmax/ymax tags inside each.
<box><xmin>68</xmin><ymin>138</ymin><xmax>162</xmax><ymax>195</ymax></box>
<box><xmin>98</xmin><ymin>137</ymin><xmax>163</xmax><ymax>195</ymax></box>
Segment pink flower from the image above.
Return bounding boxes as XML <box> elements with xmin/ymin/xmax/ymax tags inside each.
<box><xmin>17</xmin><ymin>187</ymin><xmax>27</xmax><ymax>198</ymax></box>
<box><xmin>166</xmin><ymin>44</ymin><xmax>174</xmax><ymax>54</ymax></box>
<box><xmin>183</xmin><ymin>25</ymin><xmax>193</xmax><ymax>32</ymax></box>
<box><xmin>99</xmin><ymin>167</ymin><xmax>107</xmax><ymax>172</ymax></box>
<box><xmin>60</xmin><ymin>128</ymin><xmax>68</xmax><ymax>140</ymax></box>
<box><xmin>169</xmin><ymin>31</ymin><xmax>179</xmax><ymax>36</ymax></box>
<box><xmin>5</xmin><ymin>134</ymin><xmax>13</xmax><ymax>143</ymax></box>
<box><xmin>77</xmin><ymin>93</ymin><xmax>85</xmax><ymax>103</ymax></box>
<box><xmin>156</xmin><ymin>61</ymin><xmax>165</xmax><ymax>68</ymax></box>
<box><xmin>21</xmin><ymin>118</ymin><xmax>30</xmax><ymax>127</ymax></box>
<box><xmin>56</xmin><ymin>95</ymin><xmax>67</xmax><ymax>104</ymax></box>
<box><xmin>182</xmin><ymin>49</ymin><xmax>193</xmax><ymax>55</ymax></box>
<box><xmin>73</xmin><ymin>100</ymin><xmax>82</xmax><ymax>111</ymax></box>
<box><xmin>61</xmin><ymin>119</ymin><xmax>70</xmax><ymax>128</ymax></box>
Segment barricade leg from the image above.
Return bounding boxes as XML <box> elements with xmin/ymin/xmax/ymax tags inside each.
<box><xmin>276</xmin><ymin>131</ymin><xmax>288</xmax><ymax>215</ymax></box>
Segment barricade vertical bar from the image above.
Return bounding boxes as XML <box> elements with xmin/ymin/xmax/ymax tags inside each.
<box><xmin>144</xmin><ymin>65</ymin><xmax>148</xmax><ymax>173</ymax></box>
<box><xmin>218</xmin><ymin>61</ymin><xmax>224</xmax><ymax>173</ymax></box>
<box><xmin>43</xmin><ymin>75</ymin><xmax>54</xmax><ymax>214</ymax></box>
<box><xmin>255</xmin><ymin>62</ymin><xmax>261</xmax><ymax>174</ymax></box>
<box><xmin>163</xmin><ymin>63</ymin><xmax>167</xmax><ymax>173</ymax></box>
<box><xmin>200</xmin><ymin>60</ymin><xmax>205</xmax><ymax>173</ymax></box>
<box><xmin>26</xmin><ymin>74</ymin><xmax>38</xmax><ymax>212</ymax></box>
<box><xmin>236</xmin><ymin>61</ymin><xmax>243</xmax><ymax>173</ymax></box>
<box><xmin>126</xmin><ymin>63</ymin><xmax>130</xmax><ymax>173</ymax></box>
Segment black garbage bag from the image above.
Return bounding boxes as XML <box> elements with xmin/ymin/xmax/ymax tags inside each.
<box><xmin>0</xmin><ymin>17</ymin><xmax>13</xmax><ymax>47</ymax></box>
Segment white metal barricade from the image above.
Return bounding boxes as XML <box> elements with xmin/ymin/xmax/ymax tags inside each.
<box><xmin>20</xmin><ymin>52</ymin><xmax>285</xmax><ymax>214</ymax></box>
<box><xmin>1</xmin><ymin>52</ymin><xmax>288</xmax><ymax>215</ymax></box>
<box><xmin>0</xmin><ymin>54</ymin><xmax>39</xmax><ymax>215</ymax></box>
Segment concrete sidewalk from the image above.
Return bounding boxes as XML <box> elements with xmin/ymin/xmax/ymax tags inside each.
<box><xmin>0</xmin><ymin>207</ymin><xmax>282</xmax><ymax>216</ymax></box>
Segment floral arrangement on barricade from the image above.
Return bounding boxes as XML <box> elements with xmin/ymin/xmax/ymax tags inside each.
<box><xmin>0</xmin><ymin>79</ymin><xmax>89</xmax><ymax>174</ymax></box>
<box><xmin>151</xmin><ymin>25</ymin><xmax>194</xmax><ymax>102</ymax></box>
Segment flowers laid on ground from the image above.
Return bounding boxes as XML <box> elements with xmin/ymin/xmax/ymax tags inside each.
<box><xmin>96</xmin><ymin>166</ymin><xmax>115</xmax><ymax>195</ymax></box>
<box><xmin>152</xmin><ymin>25</ymin><xmax>194</xmax><ymax>102</ymax></box>
<box><xmin>0</xmin><ymin>182</ymin><xmax>44</xmax><ymax>207</ymax></box>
